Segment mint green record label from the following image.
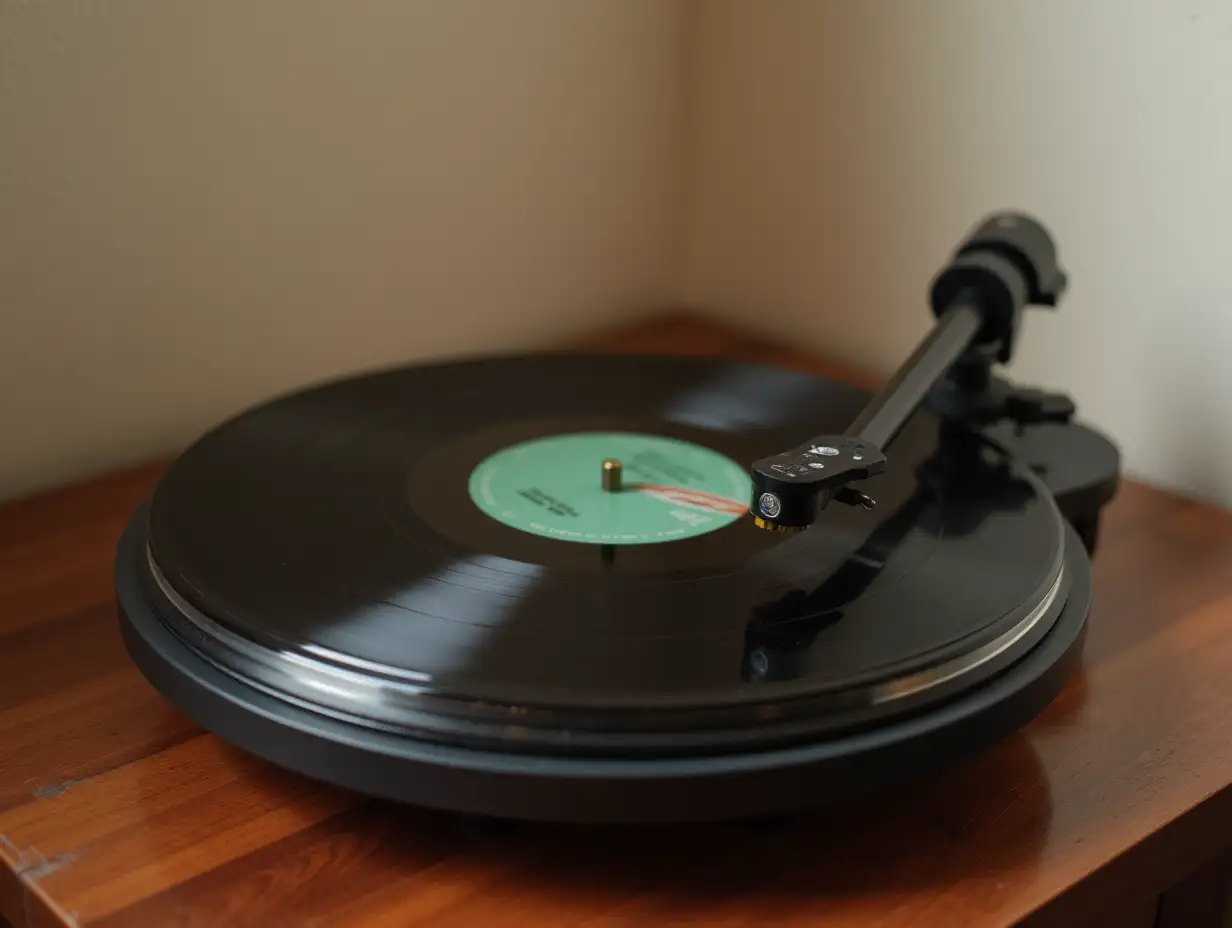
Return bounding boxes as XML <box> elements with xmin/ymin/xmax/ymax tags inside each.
<box><xmin>468</xmin><ymin>432</ymin><xmax>752</xmax><ymax>544</ymax></box>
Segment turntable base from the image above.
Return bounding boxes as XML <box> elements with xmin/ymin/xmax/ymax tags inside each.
<box><xmin>115</xmin><ymin>507</ymin><xmax>1092</xmax><ymax>823</ymax></box>
<box><xmin>4</xmin><ymin>317</ymin><xmax>1232</xmax><ymax>928</ymax></box>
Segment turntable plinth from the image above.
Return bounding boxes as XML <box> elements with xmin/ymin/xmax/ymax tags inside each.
<box><xmin>2</xmin><ymin>314</ymin><xmax>1231</xmax><ymax>928</ymax></box>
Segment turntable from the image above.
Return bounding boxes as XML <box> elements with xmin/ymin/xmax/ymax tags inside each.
<box><xmin>115</xmin><ymin>212</ymin><xmax>1120</xmax><ymax>822</ymax></box>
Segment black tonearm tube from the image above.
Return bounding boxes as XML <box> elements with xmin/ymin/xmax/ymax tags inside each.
<box><xmin>749</xmin><ymin>211</ymin><xmax>1073</xmax><ymax>532</ymax></box>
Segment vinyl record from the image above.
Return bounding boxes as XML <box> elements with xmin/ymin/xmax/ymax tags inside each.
<box><xmin>141</xmin><ymin>354</ymin><xmax>1069</xmax><ymax>757</ymax></box>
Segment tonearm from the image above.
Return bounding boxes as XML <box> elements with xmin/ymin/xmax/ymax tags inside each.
<box><xmin>749</xmin><ymin>212</ymin><xmax>1075</xmax><ymax>532</ymax></box>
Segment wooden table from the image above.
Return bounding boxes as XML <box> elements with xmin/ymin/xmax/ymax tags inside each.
<box><xmin>2</xmin><ymin>315</ymin><xmax>1231</xmax><ymax>928</ymax></box>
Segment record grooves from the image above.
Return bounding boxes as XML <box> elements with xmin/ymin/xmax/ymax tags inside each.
<box><xmin>136</xmin><ymin>355</ymin><xmax>1065</xmax><ymax>754</ymax></box>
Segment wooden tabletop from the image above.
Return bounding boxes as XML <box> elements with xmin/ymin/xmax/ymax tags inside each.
<box><xmin>2</xmin><ymin>315</ymin><xmax>1231</xmax><ymax>928</ymax></box>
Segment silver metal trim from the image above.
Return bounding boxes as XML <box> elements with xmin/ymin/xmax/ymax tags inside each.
<box><xmin>870</xmin><ymin>566</ymin><xmax>1064</xmax><ymax>704</ymax></box>
<box><xmin>146</xmin><ymin>544</ymin><xmax>1065</xmax><ymax>745</ymax></box>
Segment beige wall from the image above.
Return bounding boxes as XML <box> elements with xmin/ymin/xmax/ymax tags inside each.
<box><xmin>6</xmin><ymin>2</ymin><xmax>1232</xmax><ymax>506</ymax></box>
<box><xmin>681</xmin><ymin>1</ymin><xmax>1232</xmax><ymax>505</ymax></box>
<box><xmin>0</xmin><ymin>1</ymin><xmax>685</xmax><ymax>499</ymax></box>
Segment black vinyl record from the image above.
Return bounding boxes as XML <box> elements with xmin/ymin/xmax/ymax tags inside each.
<box><xmin>141</xmin><ymin>355</ymin><xmax>1069</xmax><ymax>758</ymax></box>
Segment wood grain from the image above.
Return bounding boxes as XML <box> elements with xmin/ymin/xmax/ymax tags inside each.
<box><xmin>2</xmin><ymin>313</ymin><xmax>1231</xmax><ymax>927</ymax></box>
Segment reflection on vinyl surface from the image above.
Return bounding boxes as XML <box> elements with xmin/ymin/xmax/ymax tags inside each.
<box><xmin>146</xmin><ymin>355</ymin><xmax>1065</xmax><ymax>752</ymax></box>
